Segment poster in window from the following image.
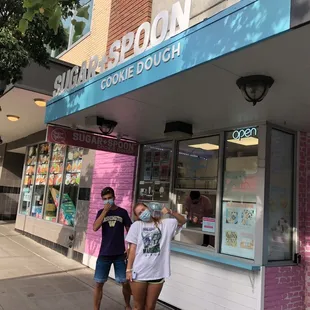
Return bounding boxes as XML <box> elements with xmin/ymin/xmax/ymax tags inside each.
<box><xmin>161</xmin><ymin>151</ymin><xmax>170</xmax><ymax>163</ymax></box>
<box><xmin>144</xmin><ymin>164</ymin><xmax>152</xmax><ymax>181</ymax></box>
<box><xmin>160</xmin><ymin>164</ymin><xmax>169</xmax><ymax>181</ymax></box>
<box><xmin>221</xmin><ymin>202</ymin><xmax>256</xmax><ymax>259</ymax></box>
<box><xmin>152</xmin><ymin>164</ymin><xmax>160</xmax><ymax>181</ymax></box>
<box><xmin>153</xmin><ymin>182</ymin><xmax>169</xmax><ymax>201</ymax></box>
<box><xmin>145</xmin><ymin>151</ymin><xmax>152</xmax><ymax>163</ymax></box>
<box><xmin>154</xmin><ymin>151</ymin><xmax>160</xmax><ymax>163</ymax></box>
<box><xmin>138</xmin><ymin>183</ymin><xmax>153</xmax><ymax>201</ymax></box>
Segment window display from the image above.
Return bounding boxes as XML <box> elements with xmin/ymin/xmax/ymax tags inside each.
<box><xmin>44</xmin><ymin>144</ymin><xmax>66</xmax><ymax>222</ymax></box>
<box><xmin>59</xmin><ymin>146</ymin><xmax>83</xmax><ymax>226</ymax></box>
<box><xmin>20</xmin><ymin>146</ymin><xmax>38</xmax><ymax>215</ymax></box>
<box><xmin>176</xmin><ymin>136</ymin><xmax>219</xmax><ymax>190</ymax></box>
<box><xmin>137</xmin><ymin>142</ymin><xmax>172</xmax><ymax>208</ymax></box>
<box><xmin>19</xmin><ymin>143</ymin><xmax>83</xmax><ymax>227</ymax></box>
<box><xmin>31</xmin><ymin>143</ymin><xmax>50</xmax><ymax>218</ymax></box>
<box><xmin>220</xmin><ymin>128</ymin><xmax>259</xmax><ymax>259</ymax></box>
<box><xmin>268</xmin><ymin>129</ymin><xmax>294</xmax><ymax>261</ymax></box>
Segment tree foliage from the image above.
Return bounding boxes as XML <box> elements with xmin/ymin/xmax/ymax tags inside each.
<box><xmin>0</xmin><ymin>0</ymin><xmax>87</xmax><ymax>87</ymax></box>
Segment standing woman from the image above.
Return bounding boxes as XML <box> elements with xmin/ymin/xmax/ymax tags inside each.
<box><xmin>125</xmin><ymin>203</ymin><xmax>186</xmax><ymax>310</ymax></box>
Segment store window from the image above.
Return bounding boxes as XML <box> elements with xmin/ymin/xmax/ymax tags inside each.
<box><xmin>59</xmin><ymin>146</ymin><xmax>83</xmax><ymax>226</ymax></box>
<box><xmin>51</xmin><ymin>0</ymin><xmax>93</xmax><ymax>57</ymax></box>
<box><xmin>31</xmin><ymin>143</ymin><xmax>50</xmax><ymax>218</ymax></box>
<box><xmin>268</xmin><ymin>129</ymin><xmax>295</xmax><ymax>261</ymax></box>
<box><xmin>137</xmin><ymin>142</ymin><xmax>173</xmax><ymax>209</ymax></box>
<box><xmin>19</xmin><ymin>143</ymin><xmax>83</xmax><ymax>227</ymax></box>
<box><xmin>44</xmin><ymin>144</ymin><xmax>66</xmax><ymax>222</ymax></box>
<box><xmin>174</xmin><ymin>136</ymin><xmax>219</xmax><ymax>249</ymax></box>
<box><xmin>20</xmin><ymin>146</ymin><xmax>38</xmax><ymax>215</ymax></box>
<box><xmin>220</xmin><ymin>128</ymin><xmax>259</xmax><ymax>260</ymax></box>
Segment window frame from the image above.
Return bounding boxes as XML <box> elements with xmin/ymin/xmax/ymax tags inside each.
<box><xmin>263</xmin><ymin>123</ymin><xmax>298</xmax><ymax>266</ymax></box>
<box><xmin>50</xmin><ymin>0</ymin><xmax>94</xmax><ymax>58</ymax></box>
<box><xmin>134</xmin><ymin>122</ymin><xmax>298</xmax><ymax>268</ymax></box>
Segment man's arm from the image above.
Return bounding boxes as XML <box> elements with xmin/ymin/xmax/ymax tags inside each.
<box><xmin>93</xmin><ymin>205</ymin><xmax>111</xmax><ymax>232</ymax></box>
<box><xmin>202</xmin><ymin>196</ymin><xmax>213</xmax><ymax>217</ymax></box>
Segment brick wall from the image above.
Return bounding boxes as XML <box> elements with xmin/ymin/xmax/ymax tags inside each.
<box><xmin>264</xmin><ymin>132</ymin><xmax>309</xmax><ymax>309</ymax></box>
<box><xmin>84</xmin><ymin>151</ymin><xmax>136</xmax><ymax>257</ymax></box>
<box><xmin>60</xmin><ymin>0</ymin><xmax>112</xmax><ymax>66</ymax></box>
<box><xmin>107</xmin><ymin>0</ymin><xmax>152</xmax><ymax>57</ymax></box>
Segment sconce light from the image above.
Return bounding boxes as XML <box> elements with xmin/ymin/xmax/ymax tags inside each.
<box><xmin>236</xmin><ymin>75</ymin><xmax>274</xmax><ymax>106</ymax></box>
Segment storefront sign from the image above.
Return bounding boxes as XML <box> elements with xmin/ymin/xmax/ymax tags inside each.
<box><xmin>46</xmin><ymin>126</ymin><xmax>138</xmax><ymax>156</ymax></box>
<box><xmin>202</xmin><ymin>217</ymin><xmax>216</xmax><ymax>233</ymax></box>
<box><xmin>232</xmin><ymin>127</ymin><xmax>257</xmax><ymax>140</ymax></box>
<box><xmin>52</xmin><ymin>0</ymin><xmax>192</xmax><ymax>97</ymax></box>
<box><xmin>101</xmin><ymin>43</ymin><xmax>181</xmax><ymax>91</ymax></box>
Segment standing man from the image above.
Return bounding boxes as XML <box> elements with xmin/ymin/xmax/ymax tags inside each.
<box><xmin>93</xmin><ymin>187</ymin><xmax>132</xmax><ymax>310</ymax></box>
<box><xmin>185</xmin><ymin>191</ymin><xmax>214</xmax><ymax>247</ymax></box>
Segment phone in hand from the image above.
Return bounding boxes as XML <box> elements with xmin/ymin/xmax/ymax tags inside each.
<box><xmin>132</xmin><ymin>271</ymin><xmax>137</xmax><ymax>280</ymax></box>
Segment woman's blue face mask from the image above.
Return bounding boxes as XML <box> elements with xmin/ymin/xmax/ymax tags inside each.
<box><xmin>139</xmin><ymin>209</ymin><xmax>151</xmax><ymax>222</ymax></box>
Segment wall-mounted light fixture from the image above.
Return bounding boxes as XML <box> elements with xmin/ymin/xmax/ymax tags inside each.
<box><xmin>7</xmin><ymin>115</ymin><xmax>20</xmax><ymax>122</ymax></box>
<box><xmin>236</xmin><ymin>75</ymin><xmax>274</xmax><ymax>106</ymax></box>
<box><xmin>34</xmin><ymin>98</ymin><xmax>47</xmax><ymax>107</ymax></box>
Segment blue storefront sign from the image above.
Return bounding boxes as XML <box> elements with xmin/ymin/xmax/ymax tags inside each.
<box><xmin>45</xmin><ymin>0</ymin><xmax>291</xmax><ymax>124</ymax></box>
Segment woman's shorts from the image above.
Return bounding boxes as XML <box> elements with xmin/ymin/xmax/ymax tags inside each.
<box><xmin>134</xmin><ymin>278</ymin><xmax>165</xmax><ymax>285</ymax></box>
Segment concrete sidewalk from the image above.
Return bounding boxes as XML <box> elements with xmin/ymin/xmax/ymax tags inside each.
<box><xmin>0</xmin><ymin>222</ymin><xmax>169</xmax><ymax>310</ymax></box>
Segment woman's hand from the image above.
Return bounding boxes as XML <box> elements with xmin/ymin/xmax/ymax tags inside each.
<box><xmin>126</xmin><ymin>271</ymin><xmax>133</xmax><ymax>282</ymax></box>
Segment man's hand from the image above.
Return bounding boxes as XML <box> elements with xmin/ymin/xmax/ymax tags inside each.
<box><xmin>93</xmin><ymin>204</ymin><xmax>112</xmax><ymax>232</ymax></box>
<box><xmin>104</xmin><ymin>203</ymin><xmax>112</xmax><ymax>213</ymax></box>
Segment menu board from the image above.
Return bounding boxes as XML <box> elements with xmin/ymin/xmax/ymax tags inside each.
<box><xmin>221</xmin><ymin>202</ymin><xmax>256</xmax><ymax>259</ymax></box>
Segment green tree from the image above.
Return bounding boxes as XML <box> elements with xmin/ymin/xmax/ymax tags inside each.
<box><xmin>0</xmin><ymin>0</ymin><xmax>89</xmax><ymax>92</ymax></box>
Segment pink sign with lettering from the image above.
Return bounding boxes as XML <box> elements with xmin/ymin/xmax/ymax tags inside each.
<box><xmin>46</xmin><ymin>125</ymin><xmax>138</xmax><ymax>156</ymax></box>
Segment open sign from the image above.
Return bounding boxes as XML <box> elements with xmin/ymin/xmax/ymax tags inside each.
<box><xmin>232</xmin><ymin>127</ymin><xmax>257</xmax><ymax>140</ymax></box>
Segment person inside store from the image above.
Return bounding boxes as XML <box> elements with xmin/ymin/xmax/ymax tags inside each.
<box><xmin>126</xmin><ymin>203</ymin><xmax>186</xmax><ymax>310</ymax></box>
<box><xmin>184</xmin><ymin>191</ymin><xmax>215</xmax><ymax>247</ymax></box>
<box><xmin>93</xmin><ymin>187</ymin><xmax>132</xmax><ymax>310</ymax></box>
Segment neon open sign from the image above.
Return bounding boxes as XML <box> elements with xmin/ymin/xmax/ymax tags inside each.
<box><xmin>232</xmin><ymin>127</ymin><xmax>257</xmax><ymax>140</ymax></box>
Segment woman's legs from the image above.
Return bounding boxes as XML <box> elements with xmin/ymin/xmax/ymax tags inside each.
<box><xmin>145</xmin><ymin>283</ymin><xmax>164</xmax><ymax>310</ymax></box>
<box><xmin>130</xmin><ymin>281</ymin><xmax>148</xmax><ymax>310</ymax></box>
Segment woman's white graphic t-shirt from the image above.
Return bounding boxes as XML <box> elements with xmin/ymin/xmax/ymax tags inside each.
<box><xmin>125</xmin><ymin>218</ymin><xmax>179</xmax><ymax>281</ymax></box>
